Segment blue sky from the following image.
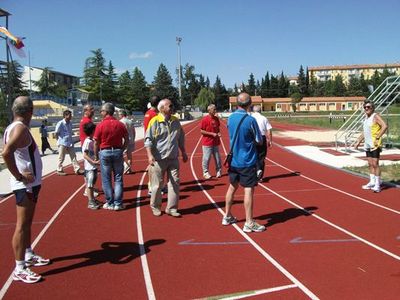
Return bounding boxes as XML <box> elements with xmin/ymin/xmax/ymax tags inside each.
<box><xmin>1</xmin><ymin>0</ymin><xmax>399</xmax><ymax>88</ymax></box>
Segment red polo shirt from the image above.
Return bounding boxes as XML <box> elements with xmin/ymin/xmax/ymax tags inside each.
<box><xmin>80</xmin><ymin>116</ymin><xmax>92</xmax><ymax>145</ymax></box>
<box><xmin>200</xmin><ymin>114</ymin><xmax>221</xmax><ymax>146</ymax></box>
<box><xmin>143</xmin><ymin>108</ymin><xmax>158</xmax><ymax>133</ymax></box>
<box><xmin>94</xmin><ymin>115</ymin><xmax>128</xmax><ymax>149</ymax></box>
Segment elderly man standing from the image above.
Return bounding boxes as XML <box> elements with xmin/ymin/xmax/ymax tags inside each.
<box><xmin>252</xmin><ymin>105</ymin><xmax>272</xmax><ymax>181</ymax></box>
<box><xmin>55</xmin><ymin>110</ymin><xmax>83</xmax><ymax>176</ymax></box>
<box><xmin>93</xmin><ymin>102</ymin><xmax>128</xmax><ymax>210</ymax></box>
<box><xmin>2</xmin><ymin>96</ymin><xmax>50</xmax><ymax>283</ymax></box>
<box><xmin>119</xmin><ymin>109</ymin><xmax>136</xmax><ymax>174</ymax></box>
<box><xmin>223</xmin><ymin>93</ymin><xmax>265</xmax><ymax>233</ymax></box>
<box><xmin>200</xmin><ymin>104</ymin><xmax>222</xmax><ymax>179</ymax></box>
<box><xmin>145</xmin><ymin>98</ymin><xmax>188</xmax><ymax>217</ymax></box>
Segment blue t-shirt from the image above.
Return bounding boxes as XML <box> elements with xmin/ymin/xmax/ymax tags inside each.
<box><xmin>227</xmin><ymin>108</ymin><xmax>261</xmax><ymax>168</ymax></box>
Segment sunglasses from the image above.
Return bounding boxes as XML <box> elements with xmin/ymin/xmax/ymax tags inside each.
<box><xmin>363</xmin><ymin>105</ymin><xmax>372</xmax><ymax>109</ymax></box>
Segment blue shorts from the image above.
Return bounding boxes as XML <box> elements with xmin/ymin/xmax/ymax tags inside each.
<box><xmin>228</xmin><ymin>165</ymin><xmax>258</xmax><ymax>187</ymax></box>
<box><xmin>84</xmin><ymin>169</ymin><xmax>98</xmax><ymax>188</ymax></box>
<box><xmin>13</xmin><ymin>185</ymin><xmax>41</xmax><ymax>205</ymax></box>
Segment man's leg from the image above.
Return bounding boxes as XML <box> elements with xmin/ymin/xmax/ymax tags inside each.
<box><xmin>57</xmin><ymin>145</ymin><xmax>67</xmax><ymax>172</ymax></box>
<box><xmin>202</xmin><ymin>146</ymin><xmax>212</xmax><ymax>178</ymax></box>
<box><xmin>243</xmin><ymin>187</ymin><xmax>254</xmax><ymax>224</ymax></box>
<box><xmin>113</xmin><ymin>150</ymin><xmax>124</xmax><ymax>208</ymax></box>
<box><xmin>100</xmin><ymin>150</ymin><xmax>113</xmax><ymax>206</ymax></box>
<box><xmin>224</xmin><ymin>182</ymin><xmax>238</xmax><ymax>217</ymax></box>
<box><xmin>165</xmin><ymin>159</ymin><xmax>180</xmax><ymax>215</ymax></box>
<box><xmin>149</xmin><ymin>161</ymin><xmax>165</xmax><ymax>215</ymax></box>
<box><xmin>213</xmin><ymin>146</ymin><xmax>222</xmax><ymax>176</ymax></box>
<box><xmin>67</xmin><ymin>146</ymin><xmax>81</xmax><ymax>174</ymax></box>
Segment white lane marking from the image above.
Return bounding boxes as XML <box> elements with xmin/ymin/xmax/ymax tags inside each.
<box><xmin>207</xmin><ymin>284</ymin><xmax>298</xmax><ymax>300</ymax></box>
<box><xmin>267</xmin><ymin>157</ymin><xmax>400</xmax><ymax>215</ymax></box>
<box><xmin>258</xmin><ymin>182</ymin><xmax>400</xmax><ymax>261</ymax></box>
<box><xmin>0</xmin><ymin>183</ymin><xmax>86</xmax><ymax>300</ymax></box>
<box><xmin>290</xmin><ymin>237</ymin><xmax>359</xmax><ymax>244</ymax></box>
<box><xmin>134</xmin><ymin>120</ymin><xmax>199</xmax><ymax>300</ymax></box>
<box><xmin>136</xmin><ymin>171</ymin><xmax>156</xmax><ymax>300</ymax></box>
<box><xmin>179</xmin><ymin>239</ymin><xmax>249</xmax><ymax>246</ymax></box>
<box><xmin>190</xmin><ymin>137</ymin><xmax>319</xmax><ymax>300</ymax></box>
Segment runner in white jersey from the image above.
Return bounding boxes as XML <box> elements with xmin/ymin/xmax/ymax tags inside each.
<box><xmin>2</xmin><ymin>96</ymin><xmax>50</xmax><ymax>284</ymax></box>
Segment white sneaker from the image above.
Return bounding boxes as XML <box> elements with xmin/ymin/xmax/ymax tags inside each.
<box><xmin>372</xmin><ymin>185</ymin><xmax>381</xmax><ymax>193</ymax></box>
<box><xmin>103</xmin><ymin>203</ymin><xmax>114</xmax><ymax>210</ymax></box>
<box><xmin>13</xmin><ymin>267</ymin><xmax>41</xmax><ymax>284</ymax></box>
<box><xmin>222</xmin><ymin>215</ymin><xmax>237</xmax><ymax>226</ymax></box>
<box><xmin>243</xmin><ymin>221</ymin><xmax>266</xmax><ymax>233</ymax></box>
<box><xmin>25</xmin><ymin>253</ymin><xmax>50</xmax><ymax>267</ymax></box>
<box><xmin>203</xmin><ymin>172</ymin><xmax>212</xmax><ymax>179</ymax></box>
<box><xmin>216</xmin><ymin>170</ymin><xmax>222</xmax><ymax>178</ymax></box>
<box><xmin>83</xmin><ymin>190</ymin><xmax>99</xmax><ymax>197</ymax></box>
<box><xmin>362</xmin><ymin>182</ymin><xmax>375</xmax><ymax>190</ymax></box>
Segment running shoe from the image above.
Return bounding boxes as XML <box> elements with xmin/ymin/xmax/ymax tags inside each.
<box><xmin>13</xmin><ymin>267</ymin><xmax>41</xmax><ymax>284</ymax></box>
<box><xmin>243</xmin><ymin>221</ymin><xmax>266</xmax><ymax>233</ymax></box>
<box><xmin>102</xmin><ymin>203</ymin><xmax>114</xmax><ymax>210</ymax></box>
<box><xmin>25</xmin><ymin>253</ymin><xmax>50</xmax><ymax>267</ymax></box>
<box><xmin>151</xmin><ymin>207</ymin><xmax>162</xmax><ymax>216</ymax></box>
<box><xmin>222</xmin><ymin>215</ymin><xmax>237</xmax><ymax>226</ymax></box>
<box><xmin>56</xmin><ymin>171</ymin><xmax>67</xmax><ymax>176</ymax></box>
<box><xmin>216</xmin><ymin>170</ymin><xmax>222</xmax><ymax>178</ymax></box>
<box><xmin>362</xmin><ymin>182</ymin><xmax>375</xmax><ymax>190</ymax></box>
<box><xmin>113</xmin><ymin>204</ymin><xmax>125</xmax><ymax>211</ymax></box>
<box><xmin>83</xmin><ymin>190</ymin><xmax>99</xmax><ymax>197</ymax></box>
<box><xmin>88</xmin><ymin>200</ymin><xmax>100</xmax><ymax>210</ymax></box>
<box><xmin>165</xmin><ymin>209</ymin><xmax>181</xmax><ymax>217</ymax></box>
<box><xmin>203</xmin><ymin>172</ymin><xmax>212</xmax><ymax>179</ymax></box>
<box><xmin>372</xmin><ymin>185</ymin><xmax>381</xmax><ymax>193</ymax></box>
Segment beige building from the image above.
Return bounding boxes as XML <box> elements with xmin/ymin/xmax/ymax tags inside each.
<box><xmin>229</xmin><ymin>96</ymin><xmax>366</xmax><ymax>112</ymax></box>
<box><xmin>308</xmin><ymin>63</ymin><xmax>400</xmax><ymax>84</ymax></box>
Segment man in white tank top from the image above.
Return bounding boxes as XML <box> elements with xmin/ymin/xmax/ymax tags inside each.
<box><xmin>2</xmin><ymin>96</ymin><xmax>50</xmax><ymax>284</ymax></box>
<box><xmin>355</xmin><ymin>100</ymin><xmax>388</xmax><ymax>193</ymax></box>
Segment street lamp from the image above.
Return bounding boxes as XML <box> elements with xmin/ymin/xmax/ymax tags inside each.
<box><xmin>176</xmin><ymin>36</ymin><xmax>182</xmax><ymax>107</ymax></box>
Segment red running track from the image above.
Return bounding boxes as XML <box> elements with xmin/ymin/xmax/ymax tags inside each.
<box><xmin>0</xmin><ymin>120</ymin><xmax>399</xmax><ymax>299</ymax></box>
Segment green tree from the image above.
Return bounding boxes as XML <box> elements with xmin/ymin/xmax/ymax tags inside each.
<box><xmin>297</xmin><ymin>65</ymin><xmax>308</xmax><ymax>96</ymax></box>
<box><xmin>269</xmin><ymin>75</ymin><xmax>279</xmax><ymax>97</ymax></box>
<box><xmin>194</xmin><ymin>88</ymin><xmax>215</xmax><ymax>111</ymax></box>
<box><xmin>278</xmin><ymin>72</ymin><xmax>289</xmax><ymax>97</ymax></box>
<box><xmin>33</xmin><ymin>67</ymin><xmax>55</xmax><ymax>95</ymax></box>
<box><xmin>131</xmin><ymin>67</ymin><xmax>149</xmax><ymax>112</ymax></box>
<box><xmin>212</xmin><ymin>75</ymin><xmax>228</xmax><ymax>110</ymax></box>
<box><xmin>117</xmin><ymin>71</ymin><xmax>134</xmax><ymax>110</ymax></box>
<box><xmin>260</xmin><ymin>72</ymin><xmax>270</xmax><ymax>97</ymax></box>
<box><xmin>83</xmin><ymin>48</ymin><xmax>107</xmax><ymax>101</ymax></box>
<box><xmin>333</xmin><ymin>74</ymin><xmax>346</xmax><ymax>96</ymax></box>
<box><xmin>182</xmin><ymin>63</ymin><xmax>200</xmax><ymax>107</ymax></box>
<box><xmin>102</xmin><ymin>61</ymin><xmax>118</xmax><ymax>103</ymax></box>
<box><xmin>290</xmin><ymin>92</ymin><xmax>302</xmax><ymax>112</ymax></box>
<box><xmin>246</xmin><ymin>73</ymin><xmax>257</xmax><ymax>96</ymax></box>
<box><xmin>152</xmin><ymin>63</ymin><xmax>178</xmax><ymax>107</ymax></box>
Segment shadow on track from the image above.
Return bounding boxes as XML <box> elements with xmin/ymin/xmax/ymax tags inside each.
<box><xmin>257</xmin><ymin>206</ymin><xmax>318</xmax><ymax>228</ymax></box>
<box><xmin>41</xmin><ymin>239</ymin><xmax>165</xmax><ymax>276</ymax></box>
<box><xmin>260</xmin><ymin>171</ymin><xmax>301</xmax><ymax>183</ymax></box>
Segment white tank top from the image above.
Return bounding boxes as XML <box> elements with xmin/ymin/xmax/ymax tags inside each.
<box><xmin>3</xmin><ymin>121</ymin><xmax>43</xmax><ymax>191</ymax></box>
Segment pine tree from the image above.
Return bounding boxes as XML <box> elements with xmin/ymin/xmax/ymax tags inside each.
<box><xmin>278</xmin><ymin>72</ymin><xmax>289</xmax><ymax>97</ymax></box>
<box><xmin>83</xmin><ymin>49</ymin><xmax>107</xmax><ymax>101</ymax></box>
<box><xmin>297</xmin><ymin>65</ymin><xmax>307</xmax><ymax>96</ymax></box>
<box><xmin>212</xmin><ymin>76</ymin><xmax>228</xmax><ymax>110</ymax></box>
<box><xmin>260</xmin><ymin>72</ymin><xmax>270</xmax><ymax>97</ymax></box>
<box><xmin>152</xmin><ymin>63</ymin><xmax>178</xmax><ymax>107</ymax></box>
<box><xmin>246</xmin><ymin>73</ymin><xmax>257</xmax><ymax>96</ymax></box>
<box><xmin>269</xmin><ymin>75</ymin><xmax>279</xmax><ymax>97</ymax></box>
<box><xmin>333</xmin><ymin>75</ymin><xmax>346</xmax><ymax>96</ymax></box>
<box><xmin>102</xmin><ymin>61</ymin><xmax>118</xmax><ymax>103</ymax></box>
<box><xmin>117</xmin><ymin>71</ymin><xmax>134</xmax><ymax>111</ymax></box>
<box><xmin>131</xmin><ymin>67</ymin><xmax>149</xmax><ymax>112</ymax></box>
<box><xmin>34</xmin><ymin>67</ymin><xmax>55</xmax><ymax>96</ymax></box>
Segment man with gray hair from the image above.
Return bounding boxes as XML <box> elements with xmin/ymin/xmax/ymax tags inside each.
<box><xmin>200</xmin><ymin>104</ymin><xmax>222</xmax><ymax>179</ymax></box>
<box><xmin>93</xmin><ymin>102</ymin><xmax>128</xmax><ymax>210</ymax></box>
<box><xmin>2</xmin><ymin>96</ymin><xmax>50</xmax><ymax>284</ymax></box>
<box><xmin>252</xmin><ymin>104</ymin><xmax>272</xmax><ymax>181</ymax></box>
<box><xmin>223</xmin><ymin>93</ymin><xmax>265</xmax><ymax>233</ymax></box>
<box><xmin>145</xmin><ymin>98</ymin><xmax>188</xmax><ymax>217</ymax></box>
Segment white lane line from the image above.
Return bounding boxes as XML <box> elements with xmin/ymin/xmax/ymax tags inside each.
<box><xmin>0</xmin><ymin>183</ymin><xmax>85</xmax><ymax>300</ymax></box>
<box><xmin>190</xmin><ymin>137</ymin><xmax>319</xmax><ymax>300</ymax></box>
<box><xmin>135</xmin><ymin>121</ymin><xmax>199</xmax><ymax>300</ymax></box>
<box><xmin>206</xmin><ymin>284</ymin><xmax>298</xmax><ymax>300</ymax></box>
<box><xmin>258</xmin><ymin>182</ymin><xmax>400</xmax><ymax>261</ymax></box>
<box><xmin>267</xmin><ymin>157</ymin><xmax>400</xmax><ymax>215</ymax></box>
<box><xmin>136</xmin><ymin>171</ymin><xmax>156</xmax><ymax>300</ymax></box>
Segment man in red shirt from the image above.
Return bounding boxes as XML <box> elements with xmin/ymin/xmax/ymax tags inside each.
<box><xmin>79</xmin><ymin>104</ymin><xmax>94</xmax><ymax>146</ymax></box>
<box><xmin>200</xmin><ymin>104</ymin><xmax>222</xmax><ymax>179</ymax></box>
<box><xmin>93</xmin><ymin>103</ymin><xmax>128</xmax><ymax>211</ymax></box>
<box><xmin>143</xmin><ymin>96</ymin><xmax>159</xmax><ymax>134</ymax></box>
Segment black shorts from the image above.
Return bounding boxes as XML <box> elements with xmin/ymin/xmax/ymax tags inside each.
<box><xmin>228</xmin><ymin>165</ymin><xmax>258</xmax><ymax>187</ymax></box>
<box><xmin>366</xmin><ymin>148</ymin><xmax>381</xmax><ymax>159</ymax></box>
<box><xmin>13</xmin><ymin>185</ymin><xmax>41</xmax><ymax>205</ymax></box>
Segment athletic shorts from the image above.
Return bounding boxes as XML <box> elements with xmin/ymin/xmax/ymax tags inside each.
<box><xmin>84</xmin><ymin>169</ymin><xmax>98</xmax><ymax>188</ymax></box>
<box><xmin>228</xmin><ymin>165</ymin><xmax>258</xmax><ymax>187</ymax></box>
<box><xmin>13</xmin><ymin>185</ymin><xmax>41</xmax><ymax>205</ymax></box>
<box><xmin>366</xmin><ymin>148</ymin><xmax>381</xmax><ymax>159</ymax></box>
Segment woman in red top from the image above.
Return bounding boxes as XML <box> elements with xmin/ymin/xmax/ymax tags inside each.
<box><xmin>200</xmin><ymin>104</ymin><xmax>222</xmax><ymax>179</ymax></box>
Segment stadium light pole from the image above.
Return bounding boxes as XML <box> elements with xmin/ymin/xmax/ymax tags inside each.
<box><xmin>176</xmin><ymin>36</ymin><xmax>182</xmax><ymax>107</ymax></box>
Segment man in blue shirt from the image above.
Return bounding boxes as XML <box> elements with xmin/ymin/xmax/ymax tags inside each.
<box><xmin>55</xmin><ymin>110</ymin><xmax>83</xmax><ymax>176</ymax></box>
<box><xmin>222</xmin><ymin>93</ymin><xmax>266</xmax><ymax>233</ymax></box>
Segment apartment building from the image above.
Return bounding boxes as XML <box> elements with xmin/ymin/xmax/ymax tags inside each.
<box><xmin>308</xmin><ymin>63</ymin><xmax>400</xmax><ymax>84</ymax></box>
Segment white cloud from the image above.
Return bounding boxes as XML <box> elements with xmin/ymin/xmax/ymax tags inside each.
<box><xmin>128</xmin><ymin>51</ymin><xmax>153</xmax><ymax>59</ymax></box>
